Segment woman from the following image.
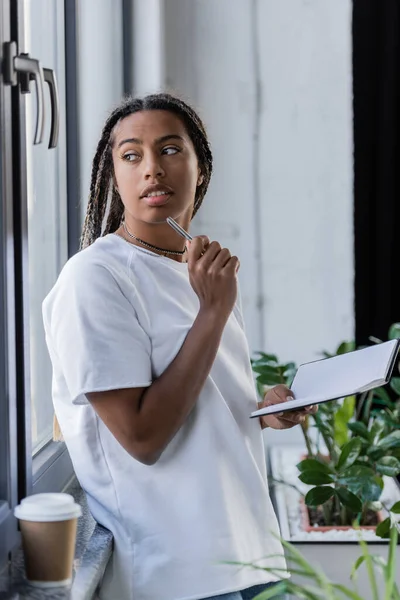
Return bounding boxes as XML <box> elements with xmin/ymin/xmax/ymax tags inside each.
<box><xmin>43</xmin><ymin>93</ymin><xmax>315</xmax><ymax>600</ymax></box>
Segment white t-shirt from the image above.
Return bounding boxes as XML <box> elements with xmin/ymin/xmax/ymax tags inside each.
<box><xmin>42</xmin><ymin>234</ymin><xmax>287</xmax><ymax>600</ymax></box>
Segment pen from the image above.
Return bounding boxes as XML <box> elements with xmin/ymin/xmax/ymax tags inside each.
<box><xmin>166</xmin><ymin>217</ymin><xmax>193</xmax><ymax>242</ymax></box>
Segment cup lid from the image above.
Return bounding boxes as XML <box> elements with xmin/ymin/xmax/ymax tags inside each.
<box><xmin>15</xmin><ymin>493</ymin><xmax>82</xmax><ymax>522</ymax></box>
<box><xmin>21</xmin><ymin>493</ymin><xmax>74</xmax><ymax>505</ymax></box>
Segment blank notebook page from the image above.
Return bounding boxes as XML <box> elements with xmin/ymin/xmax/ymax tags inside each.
<box><xmin>291</xmin><ymin>340</ymin><xmax>397</xmax><ymax>402</ymax></box>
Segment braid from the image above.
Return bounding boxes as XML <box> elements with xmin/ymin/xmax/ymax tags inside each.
<box><xmin>103</xmin><ymin>187</ymin><xmax>124</xmax><ymax>236</ymax></box>
<box><xmin>80</xmin><ymin>94</ymin><xmax>213</xmax><ymax>249</ymax></box>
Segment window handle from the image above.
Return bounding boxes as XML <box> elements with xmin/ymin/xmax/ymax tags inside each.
<box><xmin>42</xmin><ymin>68</ymin><xmax>59</xmax><ymax>149</ymax></box>
<box><xmin>3</xmin><ymin>41</ymin><xmax>45</xmax><ymax>145</ymax></box>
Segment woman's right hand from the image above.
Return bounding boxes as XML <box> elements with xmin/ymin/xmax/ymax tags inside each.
<box><xmin>187</xmin><ymin>236</ymin><xmax>240</xmax><ymax>322</ymax></box>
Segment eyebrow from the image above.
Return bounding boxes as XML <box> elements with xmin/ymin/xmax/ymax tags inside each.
<box><xmin>117</xmin><ymin>134</ymin><xmax>185</xmax><ymax>149</ymax></box>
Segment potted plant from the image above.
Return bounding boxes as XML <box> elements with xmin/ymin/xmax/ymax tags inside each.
<box><xmin>251</xmin><ymin>323</ymin><xmax>400</xmax><ymax>590</ymax></box>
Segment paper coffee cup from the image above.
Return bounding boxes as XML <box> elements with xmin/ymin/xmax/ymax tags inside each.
<box><xmin>14</xmin><ymin>493</ymin><xmax>82</xmax><ymax>587</ymax></box>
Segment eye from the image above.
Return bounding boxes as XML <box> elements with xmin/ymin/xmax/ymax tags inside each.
<box><xmin>122</xmin><ymin>152</ymin><xmax>139</xmax><ymax>162</ymax></box>
<box><xmin>162</xmin><ymin>146</ymin><xmax>180</xmax><ymax>156</ymax></box>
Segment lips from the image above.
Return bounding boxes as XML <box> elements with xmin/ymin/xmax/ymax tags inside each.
<box><xmin>143</xmin><ymin>193</ymin><xmax>171</xmax><ymax>207</ymax></box>
<box><xmin>140</xmin><ymin>184</ymin><xmax>174</xmax><ymax>199</ymax></box>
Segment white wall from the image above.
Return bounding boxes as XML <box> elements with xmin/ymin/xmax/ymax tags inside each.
<box><xmin>162</xmin><ymin>0</ymin><xmax>355</xmax><ymax>367</ymax></box>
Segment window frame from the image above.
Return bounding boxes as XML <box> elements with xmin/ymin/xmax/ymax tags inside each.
<box><xmin>30</xmin><ymin>0</ymin><xmax>80</xmax><ymax>494</ymax></box>
<box><xmin>0</xmin><ymin>0</ymin><xmax>22</xmax><ymax>567</ymax></box>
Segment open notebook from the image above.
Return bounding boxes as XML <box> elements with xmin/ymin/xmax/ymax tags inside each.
<box><xmin>251</xmin><ymin>338</ymin><xmax>400</xmax><ymax>418</ymax></box>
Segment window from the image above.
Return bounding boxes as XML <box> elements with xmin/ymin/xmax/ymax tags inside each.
<box><xmin>0</xmin><ymin>0</ymin><xmax>131</xmax><ymax>569</ymax></box>
<box><xmin>24</xmin><ymin>0</ymin><xmax>69</xmax><ymax>455</ymax></box>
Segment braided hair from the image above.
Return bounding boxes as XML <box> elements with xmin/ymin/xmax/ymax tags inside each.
<box><xmin>80</xmin><ymin>93</ymin><xmax>213</xmax><ymax>250</ymax></box>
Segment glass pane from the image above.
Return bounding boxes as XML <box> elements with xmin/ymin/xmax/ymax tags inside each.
<box><xmin>24</xmin><ymin>0</ymin><xmax>68</xmax><ymax>454</ymax></box>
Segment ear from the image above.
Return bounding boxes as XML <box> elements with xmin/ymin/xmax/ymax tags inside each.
<box><xmin>197</xmin><ymin>172</ymin><xmax>204</xmax><ymax>186</ymax></box>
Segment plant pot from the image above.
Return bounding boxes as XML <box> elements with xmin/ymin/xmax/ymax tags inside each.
<box><xmin>297</xmin><ymin>452</ymin><xmax>384</xmax><ymax>532</ymax></box>
<box><xmin>299</xmin><ymin>497</ymin><xmax>384</xmax><ymax>532</ymax></box>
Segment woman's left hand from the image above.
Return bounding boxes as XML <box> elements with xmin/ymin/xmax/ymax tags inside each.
<box><xmin>258</xmin><ymin>384</ymin><xmax>318</xmax><ymax>430</ymax></box>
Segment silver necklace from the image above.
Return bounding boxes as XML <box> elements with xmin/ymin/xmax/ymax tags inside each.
<box><xmin>122</xmin><ymin>221</ymin><xmax>187</xmax><ymax>256</ymax></box>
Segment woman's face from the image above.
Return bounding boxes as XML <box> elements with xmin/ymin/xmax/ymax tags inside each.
<box><xmin>111</xmin><ymin>110</ymin><xmax>203</xmax><ymax>225</ymax></box>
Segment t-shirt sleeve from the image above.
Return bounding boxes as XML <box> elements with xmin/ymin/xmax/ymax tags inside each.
<box><xmin>45</xmin><ymin>258</ymin><xmax>152</xmax><ymax>405</ymax></box>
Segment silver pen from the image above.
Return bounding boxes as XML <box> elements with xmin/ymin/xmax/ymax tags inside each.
<box><xmin>166</xmin><ymin>217</ymin><xmax>193</xmax><ymax>242</ymax></box>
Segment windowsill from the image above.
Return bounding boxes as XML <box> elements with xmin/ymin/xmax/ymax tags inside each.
<box><xmin>32</xmin><ymin>441</ymin><xmax>75</xmax><ymax>494</ymax></box>
<box><xmin>0</xmin><ymin>479</ymin><xmax>113</xmax><ymax>600</ymax></box>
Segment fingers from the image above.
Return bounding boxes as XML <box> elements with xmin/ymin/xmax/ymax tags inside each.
<box><xmin>266</xmin><ymin>384</ymin><xmax>294</xmax><ymax>407</ymax></box>
<box><xmin>264</xmin><ymin>410</ymin><xmax>307</xmax><ymax>431</ymax></box>
<box><xmin>276</xmin><ymin>411</ymin><xmax>307</xmax><ymax>425</ymax></box>
<box><xmin>188</xmin><ymin>238</ymin><xmax>240</xmax><ymax>274</ymax></box>
<box><xmin>261</xmin><ymin>385</ymin><xmax>298</xmax><ymax>426</ymax></box>
<box><xmin>223</xmin><ymin>255</ymin><xmax>240</xmax><ymax>275</ymax></box>
<box><xmin>199</xmin><ymin>241</ymin><xmax>223</xmax><ymax>269</ymax></box>
<box><xmin>210</xmin><ymin>247</ymin><xmax>232</xmax><ymax>270</ymax></box>
<box><xmin>261</xmin><ymin>386</ymin><xmax>319</xmax><ymax>430</ymax></box>
<box><xmin>266</xmin><ymin>415</ymin><xmax>302</xmax><ymax>430</ymax></box>
<box><xmin>187</xmin><ymin>235</ymin><xmax>210</xmax><ymax>266</ymax></box>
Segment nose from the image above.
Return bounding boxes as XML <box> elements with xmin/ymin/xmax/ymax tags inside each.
<box><xmin>143</xmin><ymin>151</ymin><xmax>165</xmax><ymax>179</ymax></box>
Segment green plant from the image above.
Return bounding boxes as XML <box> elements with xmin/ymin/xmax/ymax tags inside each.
<box><xmin>252</xmin><ymin>323</ymin><xmax>400</xmax><ymax>531</ymax></box>
<box><xmin>243</xmin><ymin>521</ymin><xmax>400</xmax><ymax>599</ymax></box>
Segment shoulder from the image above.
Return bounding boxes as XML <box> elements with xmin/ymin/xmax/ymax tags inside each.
<box><xmin>64</xmin><ymin>235</ymin><xmax>133</xmax><ymax>281</ymax></box>
<box><xmin>60</xmin><ymin>234</ymin><xmax>141</xmax><ymax>290</ymax></box>
<box><xmin>42</xmin><ymin>235</ymin><xmax>135</xmax><ymax>316</ymax></box>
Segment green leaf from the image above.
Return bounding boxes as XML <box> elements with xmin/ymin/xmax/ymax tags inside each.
<box><xmin>305</xmin><ymin>486</ymin><xmax>335</xmax><ymax>507</ymax></box>
<box><xmin>337</xmin><ymin>466</ymin><xmax>383</xmax><ymax>502</ymax></box>
<box><xmin>351</xmin><ymin>555</ymin><xmax>386</xmax><ymax>579</ymax></box>
<box><xmin>367</xmin><ymin>446</ymin><xmax>388</xmax><ymax>461</ymax></box>
<box><xmin>371</xmin><ymin>412</ymin><xmax>400</xmax><ymax>430</ymax></box>
<box><xmin>253</xmin><ymin>581</ymin><xmax>288</xmax><ymax>600</ymax></box>
<box><xmin>337</xmin><ymin>438</ymin><xmax>362</xmax><ymax>471</ymax></box>
<box><xmin>348</xmin><ymin>421</ymin><xmax>370</xmax><ymax>440</ymax></box>
<box><xmin>388</xmin><ymin>323</ymin><xmax>400</xmax><ymax>340</ymax></box>
<box><xmin>256</xmin><ymin>372</ymin><xmax>283</xmax><ymax>386</ymax></box>
<box><xmin>377</xmin><ymin>430</ymin><xmax>400</xmax><ymax>450</ymax></box>
<box><xmin>373</xmin><ymin>386</ymin><xmax>395</xmax><ymax>407</ymax></box>
<box><xmin>252</xmin><ymin>364</ymin><xmax>281</xmax><ymax>376</ymax></box>
<box><xmin>390</xmin><ymin>501</ymin><xmax>400</xmax><ymax>514</ymax></box>
<box><xmin>299</xmin><ymin>472</ymin><xmax>334</xmax><ymax>485</ymax></box>
<box><xmin>351</xmin><ymin>555</ymin><xmax>365</xmax><ymax>578</ymax></box>
<box><xmin>390</xmin><ymin>377</ymin><xmax>400</xmax><ymax>396</ymax></box>
<box><xmin>335</xmin><ymin>487</ymin><xmax>362</xmax><ymax>513</ymax></box>
<box><xmin>252</xmin><ymin>351</ymin><xmax>279</xmax><ymax>363</ymax></box>
<box><xmin>370</xmin><ymin>419</ymin><xmax>385</xmax><ymax>444</ymax></box>
<box><xmin>331</xmin><ymin>584</ymin><xmax>365</xmax><ymax>600</ymax></box>
<box><xmin>334</xmin><ymin>396</ymin><xmax>356</xmax><ymax>447</ymax></box>
<box><xmin>336</xmin><ymin>341</ymin><xmax>356</xmax><ymax>355</ymax></box>
<box><xmin>297</xmin><ymin>459</ymin><xmax>334</xmax><ymax>475</ymax></box>
<box><xmin>385</xmin><ymin>522</ymin><xmax>398</xmax><ymax>600</ymax></box>
<box><xmin>375</xmin><ymin>456</ymin><xmax>400</xmax><ymax>477</ymax></box>
<box><xmin>367</xmin><ymin>501</ymin><xmax>383</xmax><ymax>512</ymax></box>
<box><xmin>376</xmin><ymin>517</ymin><xmax>391</xmax><ymax>538</ymax></box>
<box><xmin>283</xmin><ymin>363</ymin><xmax>297</xmax><ymax>386</ymax></box>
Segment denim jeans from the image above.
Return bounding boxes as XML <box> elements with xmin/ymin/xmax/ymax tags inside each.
<box><xmin>204</xmin><ymin>581</ymin><xmax>284</xmax><ymax>600</ymax></box>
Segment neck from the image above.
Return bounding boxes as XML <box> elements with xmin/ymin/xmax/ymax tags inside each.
<box><xmin>118</xmin><ymin>214</ymin><xmax>190</xmax><ymax>263</ymax></box>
